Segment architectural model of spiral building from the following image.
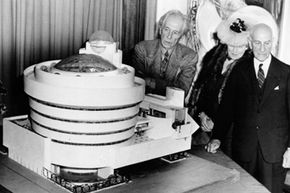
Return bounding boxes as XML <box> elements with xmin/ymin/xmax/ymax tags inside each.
<box><xmin>24</xmin><ymin>54</ymin><xmax>145</xmax><ymax>147</ymax></box>
<box><xmin>5</xmin><ymin>51</ymin><xmax>195</xmax><ymax>186</ymax></box>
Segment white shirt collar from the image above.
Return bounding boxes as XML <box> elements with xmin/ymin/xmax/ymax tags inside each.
<box><xmin>254</xmin><ymin>55</ymin><xmax>272</xmax><ymax>78</ymax></box>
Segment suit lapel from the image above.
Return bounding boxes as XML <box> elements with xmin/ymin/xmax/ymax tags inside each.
<box><xmin>148</xmin><ymin>41</ymin><xmax>180</xmax><ymax>79</ymax></box>
<box><xmin>244</xmin><ymin>58</ymin><xmax>260</xmax><ymax>105</ymax></box>
<box><xmin>167</xmin><ymin>46</ymin><xmax>180</xmax><ymax>79</ymax></box>
<box><xmin>260</xmin><ymin>57</ymin><xmax>281</xmax><ymax>107</ymax></box>
<box><xmin>147</xmin><ymin>41</ymin><xmax>162</xmax><ymax>76</ymax></box>
<box><xmin>152</xmin><ymin>44</ymin><xmax>180</xmax><ymax>81</ymax></box>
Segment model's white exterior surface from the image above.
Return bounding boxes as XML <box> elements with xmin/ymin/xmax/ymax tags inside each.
<box><xmin>4</xmin><ymin>49</ymin><xmax>198</xmax><ymax>182</ymax></box>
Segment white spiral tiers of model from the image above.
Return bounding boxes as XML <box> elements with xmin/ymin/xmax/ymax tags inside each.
<box><xmin>24</xmin><ymin>58</ymin><xmax>145</xmax><ymax>146</ymax></box>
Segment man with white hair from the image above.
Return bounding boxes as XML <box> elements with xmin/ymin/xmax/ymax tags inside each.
<box><xmin>132</xmin><ymin>10</ymin><xmax>198</xmax><ymax>96</ymax></box>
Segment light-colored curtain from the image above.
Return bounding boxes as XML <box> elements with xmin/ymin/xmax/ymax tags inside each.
<box><xmin>263</xmin><ymin>0</ymin><xmax>283</xmax><ymax>22</ymax></box>
<box><xmin>121</xmin><ymin>0</ymin><xmax>147</xmax><ymax>65</ymax></box>
<box><xmin>0</xmin><ymin>0</ymin><xmax>123</xmax><ymax>115</ymax></box>
<box><xmin>144</xmin><ymin>0</ymin><xmax>157</xmax><ymax>40</ymax></box>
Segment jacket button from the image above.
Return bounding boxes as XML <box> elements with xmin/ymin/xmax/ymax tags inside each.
<box><xmin>256</xmin><ymin>126</ymin><xmax>259</xmax><ymax>129</ymax></box>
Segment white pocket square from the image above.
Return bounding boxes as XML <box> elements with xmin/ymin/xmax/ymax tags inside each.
<box><xmin>274</xmin><ymin>86</ymin><xmax>279</xmax><ymax>90</ymax></box>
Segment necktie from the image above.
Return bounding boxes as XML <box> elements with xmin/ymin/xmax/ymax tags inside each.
<box><xmin>160</xmin><ymin>51</ymin><xmax>169</xmax><ymax>78</ymax></box>
<box><xmin>258</xmin><ymin>63</ymin><xmax>265</xmax><ymax>88</ymax></box>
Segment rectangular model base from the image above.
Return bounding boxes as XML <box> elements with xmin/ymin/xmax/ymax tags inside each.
<box><xmin>3</xmin><ymin>115</ymin><xmax>193</xmax><ymax>178</ymax></box>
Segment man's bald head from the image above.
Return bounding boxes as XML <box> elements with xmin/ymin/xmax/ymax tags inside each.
<box><xmin>251</xmin><ymin>24</ymin><xmax>273</xmax><ymax>40</ymax></box>
<box><xmin>250</xmin><ymin>23</ymin><xmax>273</xmax><ymax>62</ymax></box>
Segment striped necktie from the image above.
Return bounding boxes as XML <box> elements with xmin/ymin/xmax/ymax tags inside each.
<box><xmin>258</xmin><ymin>63</ymin><xmax>265</xmax><ymax>88</ymax></box>
<box><xmin>160</xmin><ymin>51</ymin><xmax>169</xmax><ymax>78</ymax></box>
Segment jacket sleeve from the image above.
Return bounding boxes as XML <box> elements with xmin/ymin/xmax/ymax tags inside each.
<box><xmin>131</xmin><ymin>43</ymin><xmax>147</xmax><ymax>79</ymax></box>
<box><xmin>174</xmin><ymin>52</ymin><xmax>198</xmax><ymax>96</ymax></box>
<box><xmin>131</xmin><ymin>43</ymin><xmax>166</xmax><ymax>94</ymax></box>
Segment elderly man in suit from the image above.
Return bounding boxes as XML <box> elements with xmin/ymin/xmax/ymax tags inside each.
<box><xmin>206</xmin><ymin>23</ymin><xmax>290</xmax><ymax>193</ymax></box>
<box><xmin>131</xmin><ymin>10</ymin><xmax>198</xmax><ymax>96</ymax></box>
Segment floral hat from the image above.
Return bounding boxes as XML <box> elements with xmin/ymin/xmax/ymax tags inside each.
<box><xmin>216</xmin><ymin>16</ymin><xmax>250</xmax><ymax>46</ymax></box>
<box><xmin>217</xmin><ymin>5</ymin><xmax>278</xmax><ymax>49</ymax></box>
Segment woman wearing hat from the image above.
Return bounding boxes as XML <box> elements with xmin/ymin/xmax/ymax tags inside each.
<box><xmin>189</xmin><ymin>17</ymin><xmax>251</xmax><ymax>149</ymax></box>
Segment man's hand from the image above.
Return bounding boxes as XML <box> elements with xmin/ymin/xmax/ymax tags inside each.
<box><xmin>199</xmin><ymin>112</ymin><xmax>214</xmax><ymax>132</ymax></box>
<box><xmin>205</xmin><ymin>139</ymin><xmax>221</xmax><ymax>153</ymax></box>
<box><xmin>283</xmin><ymin>148</ymin><xmax>290</xmax><ymax>168</ymax></box>
<box><xmin>145</xmin><ymin>78</ymin><xmax>156</xmax><ymax>90</ymax></box>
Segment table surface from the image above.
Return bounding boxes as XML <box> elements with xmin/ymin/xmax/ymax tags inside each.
<box><xmin>189</xmin><ymin>147</ymin><xmax>270</xmax><ymax>193</ymax></box>
<box><xmin>0</xmin><ymin>146</ymin><xmax>270</xmax><ymax>193</ymax></box>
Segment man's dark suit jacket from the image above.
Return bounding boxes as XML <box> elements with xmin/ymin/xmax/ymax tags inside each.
<box><xmin>213</xmin><ymin>54</ymin><xmax>290</xmax><ymax>163</ymax></box>
<box><xmin>131</xmin><ymin>39</ymin><xmax>197</xmax><ymax>96</ymax></box>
